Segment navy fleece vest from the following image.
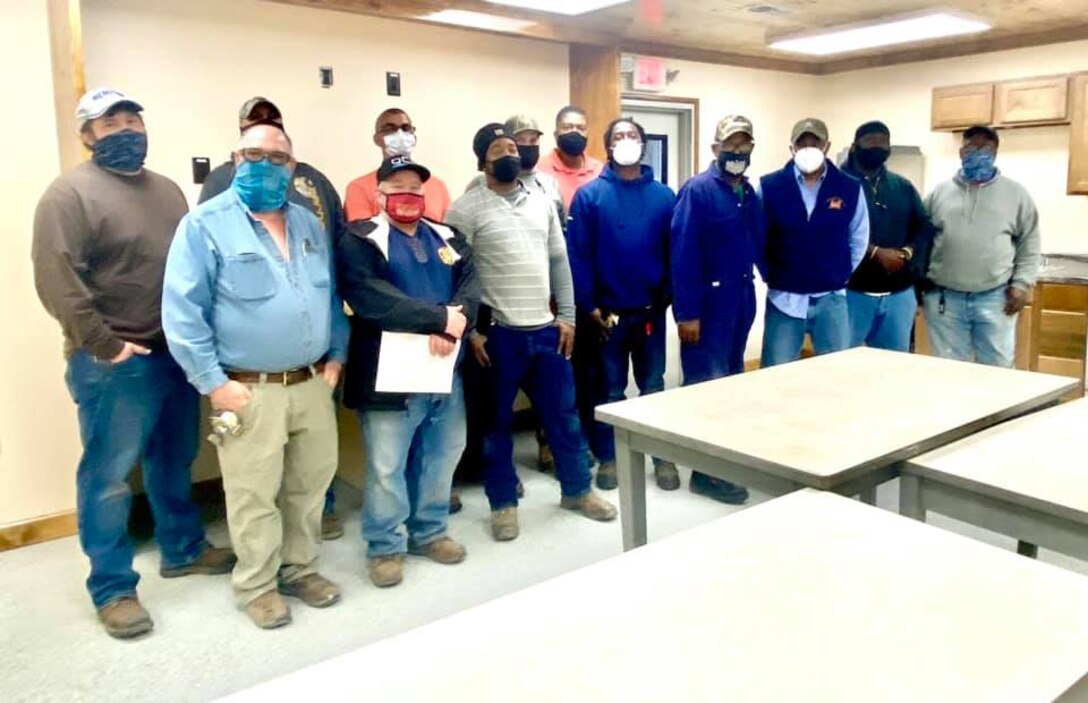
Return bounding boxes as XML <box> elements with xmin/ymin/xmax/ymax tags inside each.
<box><xmin>760</xmin><ymin>161</ymin><xmax>860</xmax><ymax>294</ymax></box>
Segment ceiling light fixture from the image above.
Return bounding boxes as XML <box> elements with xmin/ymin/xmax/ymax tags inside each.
<box><xmin>485</xmin><ymin>0</ymin><xmax>631</xmax><ymax>16</ymax></box>
<box><xmin>421</xmin><ymin>9</ymin><xmax>537</xmax><ymax>32</ymax></box>
<box><xmin>769</xmin><ymin>10</ymin><xmax>991</xmax><ymax>56</ymax></box>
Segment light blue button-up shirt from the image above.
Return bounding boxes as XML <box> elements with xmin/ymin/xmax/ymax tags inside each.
<box><xmin>163</xmin><ymin>189</ymin><xmax>350</xmax><ymax>395</ymax></box>
<box><xmin>765</xmin><ymin>165</ymin><xmax>870</xmax><ymax>319</ymax></box>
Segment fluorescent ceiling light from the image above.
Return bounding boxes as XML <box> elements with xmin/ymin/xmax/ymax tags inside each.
<box><xmin>769</xmin><ymin>11</ymin><xmax>991</xmax><ymax>56</ymax></box>
<box><xmin>422</xmin><ymin>9</ymin><xmax>536</xmax><ymax>32</ymax></box>
<box><xmin>486</xmin><ymin>0</ymin><xmax>630</xmax><ymax>16</ymax></box>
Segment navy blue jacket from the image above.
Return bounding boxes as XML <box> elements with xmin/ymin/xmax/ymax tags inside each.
<box><xmin>567</xmin><ymin>164</ymin><xmax>674</xmax><ymax>313</ymax></box>
<box><xmin>671</xmin><ymin>164</ymin><xmax>764</xmax><ymax>323</ymax></box>
<box><xmin>761</xmin><ymin>160</ymin><xmax>860</xmax><ymax>294</ymax></box>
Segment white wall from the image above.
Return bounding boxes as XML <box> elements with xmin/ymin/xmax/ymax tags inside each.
<box><xmin>0</xmin><ymin>2</ymin><xmax>78</xmax><ymax>527</ymax></box>
<box><xmin>82</xmin><ymin>0</ymin><xmax>571</xmax><ymax>206</ymax></box>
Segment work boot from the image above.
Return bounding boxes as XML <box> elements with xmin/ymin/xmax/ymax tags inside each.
<box><xmin>278</xmin><ymin>573</ymin><xmax>341</xmax><ymax>608</ymax></box>
<box><xmin>517</xmin><ymin>480</ymin><xmax>526</xmax><ymax>498</ymax></box>
<box><xmin>97</xmin><ymin>597</ymin><xmax>153</xmax><ymax>639</ymax></box>
<box><xmin>450</xmin><ymin>490</ymin><xmax>463</xmax><ymax>515</ymax></box>
<box><xmin>654</xmin><ymin>461</ymin><xmax>681</xmax><ymax>491</ymax></box>
<box><xmin>689</xmin><ymin>472</ymin><xmax>749</xmax><ymax>505</ymax></box>
<box><xmin>595</xmin><ymin>461</ymin><xmax>618</xmax><ymax>490</ymax></box>
<box><xmin>321</xmin><ymin>512</ymin><xmax>344</xmax><ymax>540</ymax></box>
<box><xmin>245</xmin><ymin>590</ymin><xmax>291</xmax><ymax>629</ymax></box>
<box><xmin>560</xmin><ymin>492</ymin><xmax>618</xmax><ymax>522</ymax></box>
<box><xmin>491</xmin><ymin>507</ymin><xmax>520</xmax><ymax>541</ymax></box>
<box><xmin>159</xmin><ymin>543</ymin><xmax>237</xmax><ymax>578</ymax></box>
<box><xmin>409</xmin><ymin>536</ymin><xmax>467</xmax><ymax>564</ymax></box>
<box><xmin>537</xmin><ymin>440</ymin><xmax>554</xmax><ymax>473</ymax></box>
<box><xmin>368</xmin><ymin>555</ymin><xmax>404</xmax><ymax>588</ymax></box>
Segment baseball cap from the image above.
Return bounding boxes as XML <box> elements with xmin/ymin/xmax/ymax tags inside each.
<box><xmin>75</xmin><ymin>87</ymin><xmax>143</xmax><ymax>125</ymax></box>
<box><xmin>473</xmin><ymin>123</ymin><xmax>515</xmax><ymax>168</ymax></box>
<box><xmin>504</xmin><ymin>114</ymin><xmax>543</xmax><ymax>137</ymax></box>
<box><xmin>715</xmin><ymin>115</ymin><xmax>754</xmax><ymax>143</ymax></box>
<box><xmin>377</xmin><ymin>155</ymin><xmax>431</xmax><ymax>183</ymax></box>
<box><xmin>239</xmin><ymin>97</ymin><xmax>283</xmax><ymax>123</ymax></box>
<box><xmin>791</xmin><ymin>117</ymin><xmax>829</xmax><ymax>144</ymax></box>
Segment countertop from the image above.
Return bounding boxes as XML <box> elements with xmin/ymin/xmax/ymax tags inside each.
<box><xmin>1039</xmin><ymin>254</ymin><xmax>1088</xmax><ymax>284</ymax></box>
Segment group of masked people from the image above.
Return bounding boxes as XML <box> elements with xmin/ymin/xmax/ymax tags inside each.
<box><xmin>32</xmin><ymin>85</ymin><xmax>1039</xmax><ymax>639</ymax></box>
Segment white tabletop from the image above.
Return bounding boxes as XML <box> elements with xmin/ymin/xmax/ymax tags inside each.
<box><xmin>906</xmin><ymin>397</ymin><xmax>1088</xmax><ymax>523</ymax></box>
<box><xmin>223</xmin><ymin>490</ymin><xmax>1088</xmax><ymax>703</ymax></box>
<box><xmin>597</xmin><ymin>348</ymin><xmax>1076</xmax><ymax>489</ymax></box>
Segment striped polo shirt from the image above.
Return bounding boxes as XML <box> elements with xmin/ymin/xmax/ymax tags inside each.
<box><xmin>446</xmin><ymin>183</ymin><xmax>575</xmax><ymax>329</ymax></box>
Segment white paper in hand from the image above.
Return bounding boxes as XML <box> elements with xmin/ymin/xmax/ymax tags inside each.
<box><xmin>375</xmin><ymin>332</ymin><xmax>460</xmax><ymax>394</ymax></box>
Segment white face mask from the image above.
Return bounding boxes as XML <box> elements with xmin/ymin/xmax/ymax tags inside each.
<box><xmin>793</xmin><ymin>146</ymin><xmax>826</xmax><ymax>175</ymax></box>
<box><xmin>611</xmin><ymin>138</ymin><xmax>643</xmax><ymax>167</ymax></box>
<box><xmin>383</xmin><ymin>131</ymin><xmax>416</xmax><ymax>157</ymax></box>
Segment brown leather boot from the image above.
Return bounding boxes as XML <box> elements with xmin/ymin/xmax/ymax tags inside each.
<box><xmin>490</xmin><ymin>507</ymin><xmax>519</xmax><ymax>541</ymax></box>
<box><xmin>245</xmin><ymin>590</ymin><xmax>292</xmax><ymax>629</ymax></box>
<box><xmin>560</xmin><ymin>492</ymin><xmax>618</xmax><ymax>521</ymax></box>
<box><xmin>409</xmin><ymin>536</ymin><xmax>467</xmax><ymax>564</ymax></box>
<box><xmin>321</xmin><ymin>513</ymin><xmax>345</xmax><ymax>540</ymax></box>
<box><xmin>97</xmin><ymin>597</ymin><xmax>153</xmax><ymax>639</ymax></box>
<box><xmin>159</xmin><ymin>543</ymin><xmax>236</xmax><ymax>578</ymax></box>
<box><xmin>278</xmin><ymin>573</ymin><xmax>341</xmax><ymax>608</ymax></box>
<box><xmin>368</xmin><ymin>555</ymin><xmax>404</xmax><ymax>588</ymax></box>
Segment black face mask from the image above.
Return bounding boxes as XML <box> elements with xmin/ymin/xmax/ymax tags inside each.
<box><xmin>855</xmin><ymin>146</ymin><xmax>891</xmax><ymax>171</ymax></box>
<box><xmin>557</xmin><ymin>132</ymin><xmax>587</xmax><ymax>157</ymax></box>
<box><xmin>517</xmin><ymin>144</ymin><xmax>540</xmax><ymax>171</ymax></box>
<box><xmin>490</xmin><ymin>155</ymin><xmax>522</xmax><ymax>184</ymax></box>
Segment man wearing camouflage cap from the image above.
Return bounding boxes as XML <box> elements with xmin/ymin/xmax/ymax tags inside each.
<box><xmin>759</xmin><ymin>117</ymin><xmax>869</xmax><ymax>367</ymax></box>
<box><xmin>670</xmin><ymin>115</ymin><xmax>764</xmax><ymax>505</ymax></box>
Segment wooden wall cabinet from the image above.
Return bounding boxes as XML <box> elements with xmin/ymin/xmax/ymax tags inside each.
<box><xmin>931</xmin><ymin>83</ymin><xmax>994</xmax><ymax>131</ymax></box>
<box><xmin>1069</xmin><ymin>73</ymin><xmax>1088</xmax><ymax>195</ymax></box>
<box><xmin>994</xmin><ymin>75</ymin><xmax>1069</xmax><ymax>127</ymax></box>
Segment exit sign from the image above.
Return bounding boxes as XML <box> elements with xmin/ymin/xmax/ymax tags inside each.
<box><xmin>632</xmin><ymin>57</ymin><xmax>667</xmax><ymax>92</ymax></box>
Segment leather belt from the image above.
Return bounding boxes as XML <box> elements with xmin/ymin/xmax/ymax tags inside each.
<box><xmin>226</xmin><ymin>361</ymin><xmax>326</xmax><ymax>387</ymax></box>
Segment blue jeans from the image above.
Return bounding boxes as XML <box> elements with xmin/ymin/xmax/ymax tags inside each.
<box><xmin>359</xmin><ymin>375</ymin><xmax>466</xmax><ymax>557</ymax></box>
<box><xmin>760</xmin><ymin>294</ymin><xmax>850</xmax><ymax>367</ymax></box>
<box><xmin>923</xmin><ymin>286</ymin><xmax>1016</xmax><ymax>367</ymax></box>
<box><xmin>483</xmin><ymin>325</ymin><xmax>591</xmax><ymax>509</ymax></box>
<box><xmin>847</xmin><ymin>289</ymin><xmax>918</xmax><ymax>352</ymax></box>
<box><xmin>593</xmin><ymin>308</ymin><xmax>666</xmax><ymax>464</ymax></box>
<box><xmin>65</xmin><ymin>351</ymin><xmax>205</xmax><ymax>609</ymax></box>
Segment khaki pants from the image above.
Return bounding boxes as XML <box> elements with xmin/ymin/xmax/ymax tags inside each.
<box><xmin>215</xmin><ymin>376</ymin><xmax>338</xmax><ymax>606</ymax></box>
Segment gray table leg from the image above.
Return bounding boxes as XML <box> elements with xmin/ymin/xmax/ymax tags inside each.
<box><xmin>859</xmin><ymin>486</ymin><xmax>877</xmax><ymax>505</ymax></box>
<box><xmin>1017</xmin><ymin>541</ymin><xmax>1039</xmax><ymax>559</ymax></box>
<box><xmin>615</xmin><ymin>429</ymin><xmax>647</xmax><ymax>551</ymax></box>
<box><xmin>899</xmin><ymin>473</ymin><xmax>925</xmax><ymax>521</ymax></box>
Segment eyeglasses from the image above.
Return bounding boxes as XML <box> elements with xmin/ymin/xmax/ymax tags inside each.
<box><xmin>238</xmin><ymin>148</ymin><xmax>292</xmax><ymax>166</ymax></box>
<box><xmin>378</xmin><ymin>124</ymin><xmax>416</xmax><ymax>137</ymax></box>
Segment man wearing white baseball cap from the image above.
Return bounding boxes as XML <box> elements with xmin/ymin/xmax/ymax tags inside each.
<box><xmin>32</xmin><ymin>88</ymin><xmax>235</xmax><ymax>640</ymax></box>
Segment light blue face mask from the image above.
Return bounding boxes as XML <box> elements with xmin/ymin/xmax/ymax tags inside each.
<box><xmin>961</xmin><ymin>149</ymin><xmax>997</xmax><ymax>183</ymax></box>
<box><xmin>232</xmin><ymin>159</ymin><xmax>291</xmax><ymax>212</ymax></box>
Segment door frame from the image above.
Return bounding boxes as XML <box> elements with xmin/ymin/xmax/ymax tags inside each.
<box><xmin>621</xmin><ymin>94</ymin><xmax>700</xmax><ymax>185</ymax></box>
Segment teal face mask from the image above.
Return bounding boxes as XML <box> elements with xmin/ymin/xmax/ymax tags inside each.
<box><xmin>232</xmin><ymin>160</ymin><xmax>291</xmax><ymax>212</ymax></box>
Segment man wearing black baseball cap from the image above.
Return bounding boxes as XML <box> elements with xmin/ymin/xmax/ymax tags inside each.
<box><xmin>337</xmin><ymin>156</ymin><xmax>479</xmax><ymax>588</ymax></box>
<box><xmin>843</xmin><ymin>121</ymin><xmax>933</xmax><ymax>352</ymax></box>
<box><xmin>199</xmin><ymin>96</ymin><xmax>348</xmax><ymax>540</ymax></box>
<box><xmin>447</xmin><ymin>124</ymin><xmax>617</xmax><ymax>542</ymax></box>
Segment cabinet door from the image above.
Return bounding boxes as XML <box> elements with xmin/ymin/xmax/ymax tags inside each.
<box><xmin>931</xmin><ymin>83</ymin><xmax>994</xmax><ymax>131</ymax></box>
<box><xmin>994</xmin><ymin>76</ymin><xmax>1069</xmax><ymax>126</ymax></box>
<box><xmin>1069</xmin><ymin>73</ymin><xmax>1088</xmax><ymax>195</ymax></box>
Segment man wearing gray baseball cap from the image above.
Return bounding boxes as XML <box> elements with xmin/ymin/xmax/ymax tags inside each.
<box><xmin>32</xmin><ymin>88</ymin><xmax>235</xmax><ymax>640</ymax></box>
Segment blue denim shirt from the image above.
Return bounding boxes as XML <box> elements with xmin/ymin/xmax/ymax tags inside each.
<box><xmin>764</xmin><ymin>165</ymin><xmax>869</xmax><ymax>319</ymax></box>
<box><xmin>163</xmin><ymin>190</ymin><xmax>350</xmax><ymax>394</ymax></box>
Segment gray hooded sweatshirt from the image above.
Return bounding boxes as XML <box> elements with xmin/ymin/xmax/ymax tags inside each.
<box><xmin>924</xmin><ymin>170</ymin><xmax>1041</xmax><ymax>292</ymax></box>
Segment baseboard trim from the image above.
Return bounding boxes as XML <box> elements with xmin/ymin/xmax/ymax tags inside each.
<box><xmin>0</xmin><ymin>510</ymin><xmax>78</xmax><ymax>552</ymax></box>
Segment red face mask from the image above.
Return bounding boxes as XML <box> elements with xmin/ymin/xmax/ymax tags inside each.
<box><xmin>384</xmin><ymin>192</ymin><xmax>425</xmax><ymax>224</ymax></box>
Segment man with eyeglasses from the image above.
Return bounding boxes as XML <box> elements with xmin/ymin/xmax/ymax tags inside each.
<box><xmin>344</xmin><ymin>108</ymin><xmax>452</xmax><ymax>222</ymax></box>
<box><xmin>198</xmin><ymin>96</ymin><xmax>349</xmax><ymax>541</ymax></box>
<box><xmin>670</xmin><ymin>115</ymin><xmax>764</xmax><ymax>504</ymax></box>
<box><xmin>163</xmin><ymin>125</ymin><xmax>350</xmax><ymax>630</ymax></box>
<box><xmin>538</xmin><ymin>105</ymin><xmax>603</xmax><ymax>212</ymax></box>
<box><xmin>922</xmin><ymin>124</ymin><xmax>1040</xmax><ymax>367</ymax></box>
<box><xmin>33</xmin><ymin>87</ymin><xmax>236</xmax><ymax>640</ymax></box>
<box><xmin>843</xmin><ymin>121</ymin><xmax>933</xmax><ymax>352</ymax></box>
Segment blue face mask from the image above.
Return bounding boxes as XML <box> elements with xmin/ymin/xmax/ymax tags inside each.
<box><xmin>961</xmin><ymin>149</ymin><xmax>996</xmax><ymax>182</ymax></box>
<box><xmin>717</xmin><ymin>151</ymin><xmax>751</xmax><ymax>176</ymax></box>
<box><xmin>232</xmin><ymin>159</ymin><xmax>291</xmax><ymax>212</ymax></box>
<box><xmin>92</xmin><ymin>130</ymin><xmax>148</xmax><ymax>173</ymax></box>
